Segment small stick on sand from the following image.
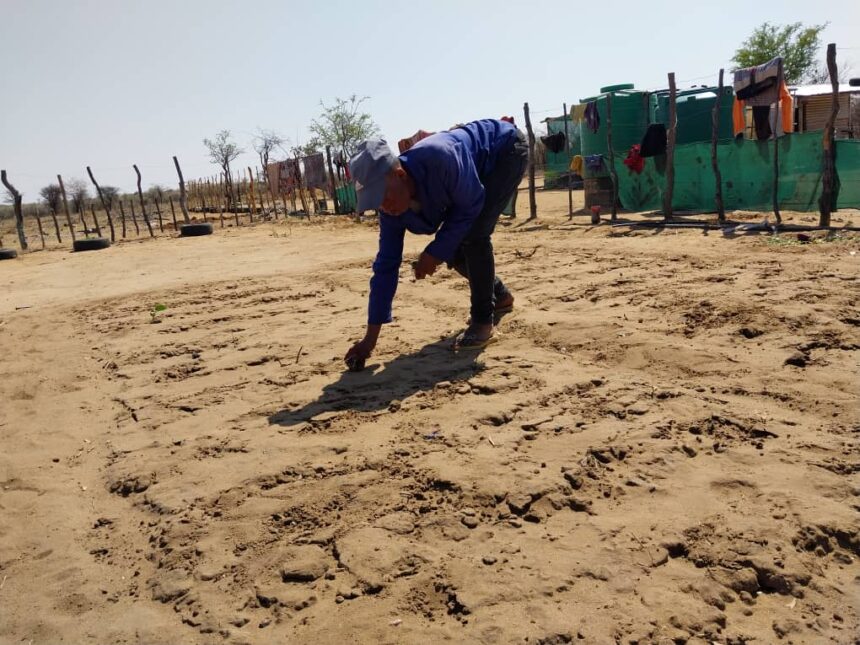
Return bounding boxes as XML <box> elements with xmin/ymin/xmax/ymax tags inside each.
<box><xmin>295</xmin><ymin>346</ymin><xmax>303</xmax><ymax>364</ymax></box>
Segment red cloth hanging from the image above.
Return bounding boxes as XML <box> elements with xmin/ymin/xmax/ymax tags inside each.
<box><xmin>623</xmin><ymin>144</ymin><xmax>645</xmax><ymax>174</ymax></box>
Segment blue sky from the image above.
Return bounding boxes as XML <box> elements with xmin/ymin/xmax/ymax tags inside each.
<box><xmin>1</xmin><ymin>0</ymin><xmax>858</xmax><ymax>199</ymax></box>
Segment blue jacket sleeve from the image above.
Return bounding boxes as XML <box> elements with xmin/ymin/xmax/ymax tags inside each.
<box><xmin>424</xmin><ymin>145</ymin><xmax>485</xmax><ymax>262</ymax></box>
<box><xmin>368</xmin><ymin>215</ymin><xmax>406</xmax><ymax>325</ymax></box>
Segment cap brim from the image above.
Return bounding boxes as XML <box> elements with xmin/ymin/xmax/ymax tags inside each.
<box><xmin>355</xmin><ymin>178</ymin><xmax>386</xmax><ymax>213</ymax></box>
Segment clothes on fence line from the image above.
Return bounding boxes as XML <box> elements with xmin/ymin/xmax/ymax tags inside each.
<box><xmin>734</xmin><ymin>57</ymin><xmax>781</xmax><ymax>104</ymax></box>
<box><xmin>584</xmin><ymin>154</ymin><xmax>604</xmax><ymax>172</ymax></box>
<box><xmin>266</xmin><ymin>162</ymin><xmax>281</xmax><ymax>196</ymax></box>
<box><xmin>584</xmin><ymin>101</ymin><xmax>600</xmax><ymax>133</ymax></box>
<box><xmin>571</xmin><ymin>104</ymin><xmax>587</xmax><ymax>122</ymax></box>
<box><xmin>639</xmin><ymin>123</ymin><xmax>667</xmax><ymax>157</ymax></box>
<box><xmin>570</xmin><ymin>154</ymin><xmax>584</xmax><ymax>175</ymax></box>
<box><xmin>285</xmin><ymin>159</ymin><xmax>300</xmax><ymax>192</ymax></box>
<box><xmin>398</xmin><ymin>129</ymin><xmax>435</xmax><ymax>154</ymax></box>
<box><xmin>302</xmin><ymin>152</ymin><xmax>327</xmax><ymax>190</ymax></box>
<box><xmin>540</xmin><ymin>131</ymin><xmax>566</xmax><ymax>153</ymax></box>
<box><xmin>623</xmin><ymin>144</ymin><xmax>645</xmax><ymax>174</ymax></box>
<box><xmin>267</xmin><ymin>160</ymin><xmax>298</xmax><ymax>194</ymax></box>
<box><xmin>732</xmin><ymin>81</ymin><xmax>793</xmax><ymax>139</ymax></box>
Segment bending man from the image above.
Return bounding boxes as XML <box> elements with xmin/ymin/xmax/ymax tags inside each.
<box><xmin>345</xmin><ymin>118</ymin><xmax>527</xmax><ymax>364</ymax></box>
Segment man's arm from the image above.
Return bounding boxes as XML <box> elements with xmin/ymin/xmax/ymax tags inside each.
<box><xmin>368</xmin><ymin>215</ymin><xmax>406</xmax><ymax>325</ymax></box>
<box><xmin>346</xmin><ymin>216</ymin><xmax>405</xmax><ymax>363</ymax></box>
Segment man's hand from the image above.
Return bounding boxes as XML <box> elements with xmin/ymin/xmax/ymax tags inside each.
<box><xmin>345</xmin><ymin>337</ymin><xmax>375</xmax><ymax>362</ymax></box>
<box><xmin>413</xmin><ymin>251</ymin><xmax>441</xmax><ymax>280</ymax></box>
<box><xmin>344</xmin><ymin>324</ymin><xmax>381</xmax><ymax>371</ymax></box>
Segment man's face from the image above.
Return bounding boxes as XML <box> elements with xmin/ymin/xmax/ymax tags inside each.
<box><xmin>381</xmin><ymin>167</ymin><xmax>411</xmax><ymax>216</ymax></box>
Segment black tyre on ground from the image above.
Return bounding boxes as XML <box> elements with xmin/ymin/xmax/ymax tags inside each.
<box><xmin>0</xmin><ymin>248</ymin><xmax>18</xmax><ymax>260</ymax></box>
<box><xmin>73</xmin><ymin>238</ymin><xmax>111</xmax><ymax>252</ymax></box>
<box><xmin>180</xmin><ymin>223</ymin><xmax>214</xmax><ymax>237</ymax></box>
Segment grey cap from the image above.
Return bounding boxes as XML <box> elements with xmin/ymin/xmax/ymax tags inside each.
<box><xmin>349</xmin><ymin>138</ymin><xmax>396</xmax><ymax>212</ymax></box>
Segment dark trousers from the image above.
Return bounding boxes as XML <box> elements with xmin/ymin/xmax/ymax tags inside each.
<box><xmin>450</xmin><ymin>132</ymin><xmax>528</xmax><ymax>325</ymax></box>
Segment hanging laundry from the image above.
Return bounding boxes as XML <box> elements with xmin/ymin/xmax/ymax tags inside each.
<box><xmin>732</xmin><ymin>80</ymin><xmax>793</xmax><ymax>139</ymax></box>
<box><xmin>584</xmin><ymin>101</ymin><xmax>600</xmax><ymax>133</ymax></box>
<box><xmin>570</xmin><ymin>155</ymin><xmax>584</xmax><ymax>175</ymax></box>
<box><xmin>777</xmin><ymin>81</ymin><xmax>793</xmax><ymax>135</ymax></box>
<box><xmin>302</xmin><ymin>152</ymin><xmax>327</xmax><ymax>190</ymax></box>
<box><xmin>570</xmin><ymin>104</ymin><xmax>587</xmax><ymax>122</ymax></box>
<box><xmin>639</xmin><ymin>123</ymin><xmax>667</xmax><ymax>157</ymax></box>
<box><xmin>584</xmin><ymin>154</ymin><xmax>604</xmax><ymax>172</ymax></box>
<box><xmin>623</xmin><ymin>145</ymin><xmax>645</xmax><ymax>174</ymax></box>
<box><xmin>733</xmin><ymin>57</ymin><xmax>781</xmax><ymax>104</ymax></box>
<box><xmin>266</xmin><ymin>162</ymin><xmax>282</xmax><ymax>196</ymax></box>
<box><xmin>752</xmin><ymin>105</ymin><xmax>772</xmax><ymax>140</ymax></box>
<box><xmin>333</xmin><ymin>151</ymin><xmax>351</xmax><ymax>180</ymax></box>
<box><xmin>732</xmin><ymin>97</ymin><xmax>746</xmax><ymax>138</ymax></box>
<box><xmin>397</xmin><ymin>129</ymin><xmax>435</xmax><ymax>154</ymax></box>
<box><xmin>540</xmin><ymin>131</ymin><xmax>566</xmax><ymax>154</ymax></box>
<box><xmin>270</xmin><ymin>159</ymin><xmax>298</xmax><ymax>194</ymax></box>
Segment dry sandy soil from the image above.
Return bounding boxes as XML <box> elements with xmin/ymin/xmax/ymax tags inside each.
<box><xmin>1</xmin><ymin>190</ymin><xmax>858</xmax><ymax>645</ymax></box>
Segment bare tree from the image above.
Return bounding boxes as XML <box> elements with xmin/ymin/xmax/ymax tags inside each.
<box><xmin>39</xmin><ymin>184</ymin><xmax>64</xmax><ymax>242</ymax></box>
<box><xmin>100</xmin><ymin>186</ymin><xmax>120</xmax><ymax>210</ymax></box>
<box><xmin>147</xmin><ymin>183</ymin><xmax>168</xmax><ymax>203</ymax></box>
<box><xmin>807</xmin><ymin>59</ymin><xmax>854</xmax><ymax>84</ymax></box>
<box><xmin>39</xmin><ymin>184</ymin><xmax>63</xmax><ymax>214</ymax></box>
<box><xmin>308</xmin><ymin>95</ymin><xmax>380</xmax><ymax>158</ymax></box>
<box><xmin>204</xmin><ymin>130</ymin><xmax>244</xmax><ymax>206</ymax></box>
<box><xmin>253</xmin><ymin>128</ymin><xmax>286</xmax><ymax>169</ymax></box>
<box><xmin>67</xmin><ymin>178</ymin><xmax>89</xmax><ymax>213</ymax></box>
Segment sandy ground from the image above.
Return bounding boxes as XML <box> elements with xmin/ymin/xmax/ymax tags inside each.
<box><xmin>1</xmin><ymin>189</ymin><xmax>858</xmax><ymax>645</ymax></box>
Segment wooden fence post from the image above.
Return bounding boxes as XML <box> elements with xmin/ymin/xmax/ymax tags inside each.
<box><xmin>57</xmin><ymin>174</ymin><xmax>76</xmax><ymax>241</ymax></box>
<box><xmin>523</xmin><ymin>102</ymin><xmax>537</xmax><ymax>220</ymax></box>
<box><xmin>200</xmin><ymin>179</ymin><xmax>208</xmax><ymax>213</ymax></box>
<box><xmin>132</xmin><ymin>165</ymin><xmax>155</xmax><ymax>237</ymax></box>
<box><xmin>128</xmin><ymin>200</ymin><xmax>140</xmax><ymax>235</ymax></box>
<box><xmin>168</xmin><ymin>196</ymin><xmax>178</xmax><ymax>230</ymax></box>
<box><xmin>1</xmin><ymin>170</ymin><xmax>29</xmax><ymax>250</ymax></box>
<box><xmin>294</xmin><ymin>154</ymin><xmax>309</xmax><ymax>216</ymax></box>
<box><xmin>172</xmin><ymin>156</ymin><xmax>191</xmax><ymax>224</ymax></box>
<box><xmin>89</xmin><ymin>202</ymin><xmax>103</xmax><ymax>237</ymax></box>
<box><xmin>772</xmin><ymin>59</ymin><xmax>783</xmax><ymax>225</ymax></box>
<box><xmin>47</xmin><ymin>202</ymin><xmax>62</xmax><ymax>244</ymax></box>
<box><xmin>259</xmin><ymin>166</ymin><xmax>273</xmax><ymax>214</ymax></box>
<box><xmin>663</xmin><ymin>73</ymin><xmax>677</xmax><ymax>221</ymax></box>
<box><xmin>563</xmin><ymin>102</ymin><xmax>573</xmax><ymax>217</ymax></box>
<box><xmin>326</xmin><ymin>145</ymin><xmax>340</xmax><ymax>215</ymax></box>
<box><xmin>153</xmin><ymin>197</ymin><xmax>165</xmax><ymax>232</ymax></box>
<box><xmin>606</xmin><ymin>93</ymin><xmax>619</xmax><ymax>221</ymax></box>
<box><xmin>86</xmin><ymin>166</ymin><xmax>116</xmax><ymax>241</ymax></box>
<box><xmin>819</xmin><ymin>43</ymin><xmax>839</xmax><ymax>227</ymax></box>
<box><xmin>34</xmin><ymin>207</ymin><xmax>46</xmax><ymax>248</ymax></box>
<box><xmin>247</xmin><ymin>166</ymin><xmax>256</xmax><ymax>221</ymax></box>
<box><xmin>711</xmin><ymin>69</ymin><xmax>726</xmax><ymax>223</ymax></box>
<box><xmin>118</xmin><ymin>198</ymin><xmax>127</xmax><ymax>238</ymax></box>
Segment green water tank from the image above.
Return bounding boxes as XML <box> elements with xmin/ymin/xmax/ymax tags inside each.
<box><xmin>651</xmin><ymin>86</ymin><xmax>735</xmax><ymax>144</ymax></box>
<box><xmin>578</xmin><ymin>85</ymin><xmax>649</xmax><ymax>176</ymax></box>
